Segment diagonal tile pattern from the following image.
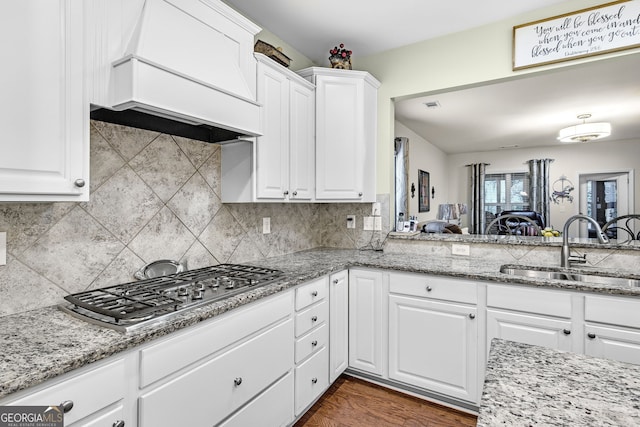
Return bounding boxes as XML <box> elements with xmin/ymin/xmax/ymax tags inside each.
<box><xmin>0</xmin><ymin>120</ymin><xmax>387</xmax><ymax>316</ymax></box>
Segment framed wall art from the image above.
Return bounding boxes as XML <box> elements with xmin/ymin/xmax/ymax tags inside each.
<box><xmin>418</xmin><ymin>169</ymin><xmax>430</xmax><ymax>212</ymax></box>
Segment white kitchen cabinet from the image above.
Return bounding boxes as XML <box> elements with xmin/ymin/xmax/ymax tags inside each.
<box><xmin>221</xmin><ymin>54</ymin><xmax>315</xmax><ymax>202</ymax></box>
<box><xmin>584</xmin><ymin>295</ymin><xmax>640</xmax><ymax>365</ymax></box>
<box><xmin>486</xmin><ymin>284</ymin><xmax>575</xmax><ymax>354</ymax></box>
<box><xmin>297</xmin><ymin>67</ymin><xmax>380</xmax><ymax>202</ymax></box>
<box><xmin>329</xmin><ymin>270</ymin><xmax>349</xmax><ymax>383</ymax></box>
<box><xmin>138</xmin><ymin>291</ymin><xmax>294</xmax><ymax>427</ymax></box>
<box><xmin>0</xmin><ymin>0</ymin><xmax>89</xmax><ymax>201</ymax></box>
<box><xmin>2</xmin><ymin>358</ymin><xmax>128</xmax><ymax>427</ymax></box>
<box><xmin>348</xmin><ymin>269</ymin><xmax>385</xmax><ymax>375</ymax></box>
<box><xmin>293</xmin><ymin>277</ymin><xmax>329</xmax><ymax>416</ymax></box>
<box><xmin>388</xmin><ymin>273</ymin><xmax>479</xmax><ymax>403</ymax></box>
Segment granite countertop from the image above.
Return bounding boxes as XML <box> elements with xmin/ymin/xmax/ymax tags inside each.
<box><xmin>2</xmin><ymin>248</ymin><xmax>640</xmax><ymax>399</ymax></box>
<box><xmin>478</xmin><ymin>339</ymin><xmax>640</xmax><ymax>425</ymax></box>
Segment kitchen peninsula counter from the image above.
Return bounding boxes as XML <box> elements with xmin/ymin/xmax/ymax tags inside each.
<box><xmin>478</xmin><ymin>339</ymin><xmax>640</xmax><ymax>425</ymax></box>
<box><xmin>2</xmin><ymin>248</ymin><xmax>640</xmax><ymax>399</ymax></box>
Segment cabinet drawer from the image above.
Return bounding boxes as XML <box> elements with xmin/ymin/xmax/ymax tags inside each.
<box><xmin>295</xmin><ymin>323</ymin><xmax>328</xmax><ymax>364</ymax></box>
<box><xmin>295</xmin><ymin>299</ymin><xmax>328</xmax><ymax>337</ymax></box>
<box><xmin>390</xmin><ymin>272</ymin><xmax>477</xmax><ymax>304</ymax></box>
<box><xmin>585</xmin><ymin>295</ymin><xmax>640</xmax><ymax>328</ymax></box>
<box><xmin>140</xmin><ymin>291</ymin><xmax>292</xmax><ymax>388</ymax></box>
<box><xmin>295</xmin><ymin>347</ymin><xmax>329</xmax><ymax>416</ymax></box>
<box><xmin>7</xmin><ymin>359</ymin><xmax>125</xmax><ymax>426</ymax></box>
<box><xmin>139</xmin><ymin>318</ymin><xmax>293</xmax><ymax>427</ymax></box>
<box><xmin>295</xmin><ymin>277</ymin><xmax>328</xmax><ymax>310</ymax></box>
<box><xmin>219</xmin><ymin>372</ymin><xmax>294</xmax><ymax>427</ymax></box>
<box><xmin>487</xmin><ymin>284</ymin><xmax>572</xmax><ymax>318</ymax></box>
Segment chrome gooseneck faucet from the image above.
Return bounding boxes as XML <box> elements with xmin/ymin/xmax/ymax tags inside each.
<box><xmin>561</xmin><ymin>214</ymin><xmax>609</xmax><ymax>268</ymax></box>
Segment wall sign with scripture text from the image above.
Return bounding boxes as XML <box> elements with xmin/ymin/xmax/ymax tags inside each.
<box><xmin>513</xmin><ymin>0</ymin><xmax>640</xmax><ymax>70</ymax></box>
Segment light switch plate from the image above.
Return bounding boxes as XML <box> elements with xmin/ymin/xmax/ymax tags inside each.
<box><xmin>371</xmin><ymin>202</ymin><xmax>381</xmax><ymax>216</ymax></box>
<box><xmin>451</xmin><ymin>244</ymin><xmax>470</xmax><ymax>256</ymax></box>
<box><xmin>374</xmin><ymin>216</ymin><xmax>382</xmax><ymax>231</ymax></box>
<box><xmin>262</xmin><ymin>217</ymin><xmax>271</xmax><ymax>234</ymax></box>
<box><xmin>363</xmin><ymin>216</ymin><xmax>374</xmax><ymax>231</ymax></box>
<box><xmin>347</xmin><ymin>215</ymin><xmax>356</xmax><ymax>229</ymax></box>
<box><xmin>0</xmin><ymin>232</ymin><xmax>6</xmax><ymax>266</ymax></box>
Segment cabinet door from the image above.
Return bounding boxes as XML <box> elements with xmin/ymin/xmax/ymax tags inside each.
<box><xmin>0</xmin><ymin>0</ymin><xmax>88</xmax><ymax>201</ymax></box>
<box><xmin>389</xmin><ymin>295</ymin><xmax>478</xmax><ymax>403</ymax></box>
<box><xmin>487</xmin><ymin>309</ymin><xmax>574</xmax><ymax>354</ymax></box>
<box><xmin>349</xmin><ymin>269</ymin><xmax>384</xmax><ymax>375</ymax></box>
<box><xmin>255</xmin><ymin>61</ymin><xmax>289</xmax><ymax>199</ymax></box>
<box><xmin>585</xmin><ymin>324</ymin><xmax>640</xmax><ymax>365</ymax></box>
<box><xmin>288</xmin><ymin>80</ymin><xmax>314</xmax><ymax>200</ymax></box>
<box><xmin>314</xmin><ymin>74</ymin><xmax>364</xmax><ymax>200</ymax></box>
<box><xmin>329</xmin><ymin>270</ymin><xmax>348</xmax><ymax>382</ymax></box>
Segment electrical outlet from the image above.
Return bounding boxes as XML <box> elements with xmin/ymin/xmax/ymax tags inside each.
<box><xmin>371</xmin><ymin>202</ymin><xmax>381</xmax><ymax>216</ymax></box>
<box><xmin>347</xmin><ymin>215</ymin><xmax>356</xmax><ymax>229</ymax></box>
<box><xmin>262</xmin><ymin>217</ymin><xmax>271</xmax><ymax>234</ymax></box>
<box><xmin>363</xmin><ymin>216</ymin><xmax>374</xmax><ymax>231</ymax></box>
<box><xmin>374</xmin><ymin>216</ymin><xmax>382</xmax><ymax>230</ymax></box>
<box><xmin>451</xmin><ymin>244</ymin><xmax>470</xmax><ymax>256</ymax></box>
<box><xmin>0</xmin><ymin>232</ymin><xmax>5</xmax><ymax>266</ymax></box>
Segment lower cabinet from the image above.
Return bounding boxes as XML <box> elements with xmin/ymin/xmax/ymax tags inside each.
<box><xmin>584</xmin><ymin>295</ymin><xmax>640</xmax><ymax>364</ymax></box>
<box><xmin>3</xmin><ymin>358</ymin><xmax>127</xmax><ymax>427</ymax></box>
<box><xmin>388</xmin><ymin>273</ymin><xmax>479</xmax><ymax>403</ymax></box>
<box><xmin>294</xmin><ymin>277</ymin><xmax>330</xmax><ymax>417</ymax></box>
<box><xmin>348</xmin><ymin>269</ymin><xmax>385</xmax><ymax>376</ymax></box>
<box><xmin>329</xmin><ymin>270</ymin><xmax>349</xmax><ymax>382</ymax></box>
<box><xmin>486</xmin><ymin>284</ymin><xmax>575</xmax><ymax>354</ymax></box>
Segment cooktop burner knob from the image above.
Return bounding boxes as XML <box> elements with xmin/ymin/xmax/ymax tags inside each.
<box><xmin>226</xmin><ymin>280</ymin><xmax>236</xmax><ymax>289</ymax></box>
<box><xmin>177</xmin><ymin>287</ymin><xmax>188</xmax><ymax>297</ymax></box>
<box><xmin>247</xmin><ymin>278</ymin><xmax>256</xmax><ymax>286</ymax></box>
<box><xmin>196</xmin><ymin>282</ymin><xmax>205</xmax><ymax>291</ymax></box>
<box><xmin>192</xmin><ymin>289</ymin><xmax>204</xmax><ymax>300</ymax></box>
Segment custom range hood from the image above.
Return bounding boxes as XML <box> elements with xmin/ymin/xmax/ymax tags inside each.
<box><xmin>90</xmin><ymin>0</ymin><xmax>262</xmax><ymax>143</ymax></box>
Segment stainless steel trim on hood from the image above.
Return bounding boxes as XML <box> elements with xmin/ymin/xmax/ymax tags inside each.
<box><xmin>88</xmin><ymin>0</ymin><xmax>262</xmax><ymax>143</ymax></box>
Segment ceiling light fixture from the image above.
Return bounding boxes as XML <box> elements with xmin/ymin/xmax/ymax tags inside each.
<box><xmin>557</xmin><ymin>113</ymin><xmax>611</xmax><ymax>143</ymax></box>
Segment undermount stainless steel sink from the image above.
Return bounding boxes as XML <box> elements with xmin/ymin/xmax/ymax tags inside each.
<box><xmin>499</xmin><ymin>265</ymin><xmax>640</xmax><ymax>288</ymax></box>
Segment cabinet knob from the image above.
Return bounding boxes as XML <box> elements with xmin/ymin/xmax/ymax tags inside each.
<box><xmin>311</xmin><ymin>291</ymin><xmax>318</xmax><ymax>297</ymax></box>
<box><xmin>333</xmin><ymin>279</ymin><xmax>339</xmax><ymax>284</ymax></box>
<box><xmin>587</xmin><ymin>332</ymin><xmax>596</xmax><ymax>339</ymax></box>
<box><xmin>74</xmin><ymin>179</ymin><xmax>85</xmax><ymax>188</ymax></box>
<box><xmin>426</xmin><ymin>286</ymin><xmax>433</xmax><ymax>292</ymax></box>
<box><xmin>311</xmin><ymin>316</ymin><xmax>318</xmax><ymax>322</ymax></box>
<box><xmin>469</xmin><ymin>313</ymin><xmax>476</xmax><ymax>319</ymax></box>
<box><xmin>312</xmin><ymin>340</ymin><xmax>318</xmax><ymax>347</ymax></box>
<box><xmin>112</xmin><ymin>421</ymin><xmax>125</xmax><ymax>427</ymax></box>
<box><xmin>284</xmin><ymin>190</ymin><xmax>289</xmax><ymax>196</ymax></box>
<box><xmin>311</xmin><ymin>377</ymin><xmax>318</xmax><ymax>384</ymax></box>
<box><xmin>563</xmin><ymin>329</ymin><xmax>571</xmax><ymax>335</ymax></box>
<box><xmin>234</xmin><ymin>377</ymin><xmax>243</xmax><ymax>386</ymax></box>
<box><xmin>358</xmin><ymin>192</ymin><xmax>363</xmax><ymax>197</ymax></box>
<box><xmin>292</xmin><ymin>191</ymin><xmax>298</xmax><ymax>196</ymax></box>
<box><xmin>59</xmin><ymin>400</ymin><xmax>74</xmax><ymax>413</ymax></box>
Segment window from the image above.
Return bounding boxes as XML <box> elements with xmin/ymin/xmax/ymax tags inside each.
<box><xmin>484</xmin><ymin>172</ymin><xmax>530</xmax><ymax>215</ymax></box>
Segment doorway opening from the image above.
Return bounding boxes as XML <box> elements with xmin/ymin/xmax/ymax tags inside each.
<box><xmin>578</xmin><ymin>171</ymin><xmax>634</xmax><ymax>238</ymax></box>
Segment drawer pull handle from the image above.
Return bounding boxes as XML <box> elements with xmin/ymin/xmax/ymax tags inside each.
<box><xmin>234</xmin><ymin>377</ymin><xmax>243</xmax><ymax>386</ymax></box>
<box><xmin>312</xmin><ymin>340</ymin><xmax>318</xmax><ymax>347</ymax></box>
<box><xmin>426</xmin><ymin>286</ymin><xmax>432</xmax><ymax>292</ymax></box>
<box><xmin>311</xmin><ymin>316</ymin><xmax>318</xmax><ymax>322</ymax></box>
<box><xmin>112</xmin><ymin>421</ymin><xmax>125</xmax><ymax>427</ymax></box>
<box><xmin>311</xmin><ymin>377</ymin><xmax>318</xmax><ymax>384</ymax></box>
<box><xmin>469</xmin><ymin>313</ymin><xmax>475</xmax><ymax>319</ymax></box>
<box><xmin>59</xmin><ymin>400</ymin><xmax>74</xmax><ymax>413</ymax></box>
<box><xmin>563</xmin><ymin>329</ymin><xmax>571</xmax><ymax>335</ymax></box>
<box><xmin>311</xmin><ymin>291</ymin><xmax>318</xmax><ymax>297</ymax></box>
<box><xmin>587</xmin><ymin>332</ymin><xmax>596</xmax><ymax>339</ymax></box>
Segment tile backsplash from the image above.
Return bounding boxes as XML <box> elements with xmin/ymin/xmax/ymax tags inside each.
<box><xmin>0</xmin><ymin>121</ymin><xmax>389</xmax><ymax>316</ymax></box>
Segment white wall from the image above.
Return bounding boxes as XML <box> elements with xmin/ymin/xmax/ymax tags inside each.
<box><xmin>395</xmin><ymin>121</ymin><xmax>448</xmax><ymax>223</ymax></box>
<box><xmin>447</xmin><ymin>139</ymin><xmax>640</xmax><ymax>230</ymax></box>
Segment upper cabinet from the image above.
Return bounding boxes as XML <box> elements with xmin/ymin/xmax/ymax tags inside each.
<box><xmin>297</xmin><ymin>67</ymin><xmax>380</xmax><ymax>202</ymax></box>
<box><xmin>221</xmin><ymin>54</ymin><xmax>315</xmax><ymax>202</ymax></box>
<box><xmin>0</xmin><ymin>0</ymin><xmax>89</xmax><ymax>201</ymax></box>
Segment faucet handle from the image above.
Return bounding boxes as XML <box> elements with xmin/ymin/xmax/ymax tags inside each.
<box><xmin>568</xmin><ymin>253</ymin><xmax>587</xmax><ymax>265</ymax></box>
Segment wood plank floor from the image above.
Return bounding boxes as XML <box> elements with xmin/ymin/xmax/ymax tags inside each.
<box><xmin>294</xmin><ymin>375</ymin><xmax>478</xmax><ymax>427</ymax></box>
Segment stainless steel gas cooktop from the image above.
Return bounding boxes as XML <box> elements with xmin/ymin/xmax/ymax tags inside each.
<box><xmin>60</xmin><ymin>264</ymin><xmax>284</xmax><ymax>332</ymax></box>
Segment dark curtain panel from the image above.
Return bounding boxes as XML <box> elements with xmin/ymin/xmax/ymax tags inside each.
<box><xmin>528</xmin><ymin>158</ymin><xmax>554</xmax><ymax>227</ymax></box>
<box><xmin>468</xmin><ymin>163</ymin><xmax>489</xmax><ymax>234</ymax></box>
